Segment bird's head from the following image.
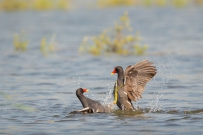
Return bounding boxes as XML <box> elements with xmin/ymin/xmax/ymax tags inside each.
<box><xmin>111</xmin><ymin>66</ymin><xmax>123</xmax><ymax>75</ymax></box>
<box><xmin>81</xmin><ymin>88</ymin><xmax>89</xmax><ymax>93</ymax></box>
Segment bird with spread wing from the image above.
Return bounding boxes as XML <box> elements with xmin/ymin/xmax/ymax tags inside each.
<box><xmin>111</xmin><ymin>60</ymin><xmax>157</xmax><ymax>111</ymax></box>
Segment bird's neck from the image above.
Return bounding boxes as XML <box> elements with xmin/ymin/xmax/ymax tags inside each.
<box><xmin>77</xmin><ymin>94</ymin><xmax>88</xmax><ymax>108</ymax></box>
<box><xmin>117</xmin><ymin>70</ymin><xmax>124</xmax><ymax>85</ymax></box>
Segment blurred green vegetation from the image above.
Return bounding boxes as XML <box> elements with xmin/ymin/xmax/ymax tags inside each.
<box><xmin>0</xmin><ymin>0</ymin><xmax>202</xmax><ymax>11</ymax></box>
<box><xmin>13</xmin><ymin>31</ymin><xmax>29</xmax><ymax>51</ymax></box>
<box><xmin>97</xmin><ymin>0</ymin><xmax>203</xmax><ymax>7</ymax></box>
<box><xmin>0</xmin><ymin>0</ymin><xmax>69</xmax><ymax>11</ymax></box>
<box><xmin>97</xmin><ymin>0</ymin><xmax>136</xmax><ymax>7</ymax></box>
<box><xmin>40</xmin><ymin>34</ymin><xmax>57</xmax><ymax>55</ymax></box>
<box><xmin>79</xmin><ymin>12</ymin><xmax>147</xmax><ymax>56</ymax></box>
<box><xmin>13</xmin><ymin>31</ymin><xmax>57</xmax><ymax>55</ymax></box>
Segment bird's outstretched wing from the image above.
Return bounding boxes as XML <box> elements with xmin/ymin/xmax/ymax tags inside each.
<box><xmin>124</xmin><ymin>60</ymin><xmax>157</xmax><ymax>101</ymax></box>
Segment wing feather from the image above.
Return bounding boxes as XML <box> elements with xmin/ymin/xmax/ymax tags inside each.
<box><xmin>124</xmin><ymin>60</ymin><xmax>157</xmax><ymax>101</ymax></box>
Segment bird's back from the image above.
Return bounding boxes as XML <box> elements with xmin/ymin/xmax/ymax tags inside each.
<box><xmin>85</xmin><ymin>97</ymin><xmax>106</xmax><ymax>113</ymax></box>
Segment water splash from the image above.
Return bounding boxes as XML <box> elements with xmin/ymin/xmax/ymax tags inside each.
<box><xmin>101</xmin><ymin>83</ymin><xmax>116</xmax><ymax>112</ymax></box>
<box><xmin>146</xmin><ymin>56</ymin><xmax>177</xmax><ymax>113</ymax></box>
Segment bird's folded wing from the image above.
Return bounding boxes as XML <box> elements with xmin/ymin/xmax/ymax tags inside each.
<box><xmin>124</xmin><ymin>60</ymin><xmax>157</xmax><ymax>101</ymax></box>
<box><xmin>69</xmin><ymin>107</ymin><xmax>94</xmax><ymax>114</ymax></box>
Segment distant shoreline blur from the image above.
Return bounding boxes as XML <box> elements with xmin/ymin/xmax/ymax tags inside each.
<box><xmin>0</xmin><ymin>0</ymin><xmax>202</xmax><ymax>11</ymax></box>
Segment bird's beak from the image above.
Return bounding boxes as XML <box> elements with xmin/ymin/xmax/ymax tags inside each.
<box><xmin>111</xmin><ymin>69</ymin><xmax>116</xmax><ymax>75</ymax></box>
<box><xmin>83</xmin><ymin>88</ymin><xmax>89</xmax><ymax>92</ymax></box>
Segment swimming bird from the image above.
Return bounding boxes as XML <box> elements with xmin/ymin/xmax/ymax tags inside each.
<box><xmin>70</xmin><ymin>88</ymin><xmax>106</xmax><ymax>114</ymax></box>
<box><xmin>111</xmin><ymin>60</ymin><xmax>157</xmax><ymax>111</ymax></box>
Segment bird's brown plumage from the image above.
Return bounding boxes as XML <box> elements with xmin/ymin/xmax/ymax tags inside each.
<box><xmin>124</xmin><ymin>60</ymin><xmax>157</xmax><ymax>102</ymax></box>
<box><xmin>112</xmin><ymin>60</ymin><xmax>157</xmax><ymax>111</ymax></box>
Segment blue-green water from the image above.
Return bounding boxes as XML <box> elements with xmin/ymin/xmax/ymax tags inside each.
<box><xmin>0</xmin><ymin>7</ymin><xmax>203</xmax><ymax>135</ymax></box>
